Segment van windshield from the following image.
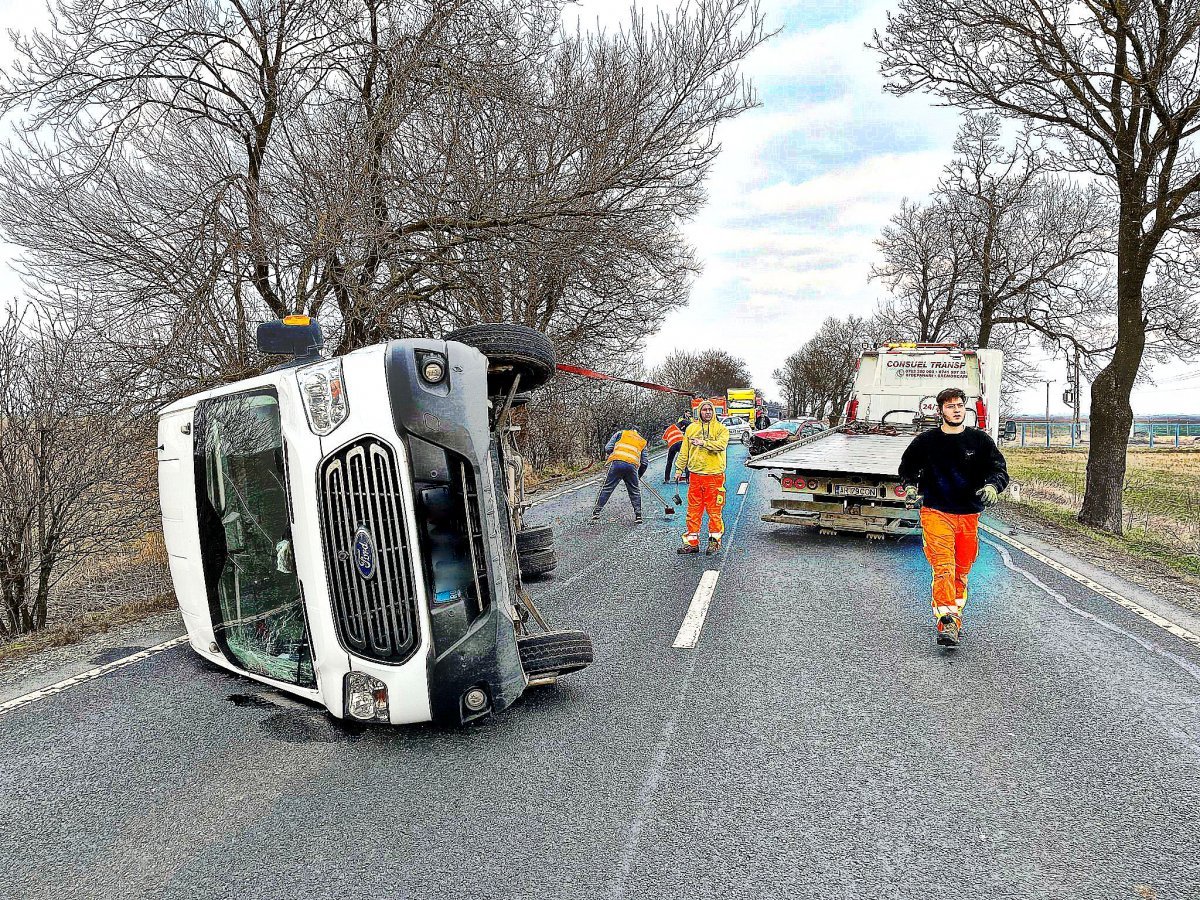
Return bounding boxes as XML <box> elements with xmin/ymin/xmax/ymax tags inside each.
<box><xmin>194</xmin><ymin>389</ymin><xmax>315</xmax><ymax>687</ymax></box>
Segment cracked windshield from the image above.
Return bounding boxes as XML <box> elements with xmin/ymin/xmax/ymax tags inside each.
<box><xmin>198</xmin><ymin>390</ymin><xmax>314</xmax><ymax>687</ymax></box>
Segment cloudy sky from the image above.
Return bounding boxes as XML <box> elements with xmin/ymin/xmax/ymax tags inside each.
<box><xmin>0</xmin><ymin>0</ymin><xmax>1196</xmax><ymax>416</ymax></box>
<box><xmin>578</xmin><ymin>0</ymin><xmax>1200</xmax><ymax>417</ymax></box>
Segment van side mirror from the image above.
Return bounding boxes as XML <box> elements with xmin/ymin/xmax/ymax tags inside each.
<box><xmin>1003</xmin><ymin>420</ymin><xmax>1017</xmax><ymax>439</ymax></box>
<box><xmin>257</xmin><ymin>316</ymin><xmax>324</xmax><ymax>359</ymax></box>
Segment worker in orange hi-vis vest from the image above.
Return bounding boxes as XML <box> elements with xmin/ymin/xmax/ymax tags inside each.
<box><xmin>661</xmin><ymin>415</ymin><xmax>689</xmax><ymax>483</ymax></box>
<box><xmin>898</xmin><ymin>387</ymin><xmax>1009</xmax><ymax>648</ymax></box>
<box><xmin>674</xmin><ymin>400</ymin><xmax>729</xmax><ymax>555</ymax></box>
<box><xmin>591</xmin><ymin>428</ymin><xmax>649</xmax><ymax>523</ymax></box>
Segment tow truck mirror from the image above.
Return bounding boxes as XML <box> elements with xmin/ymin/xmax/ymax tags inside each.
<box><xmin>257</xmin><ymin>316</ymin><xmax>324</xmax><ymax>358</ymax></box>
<box><xmin>1003</xmin><ymin>420</ymin><xmax>1017</xmax><ymax>440</ymax></box>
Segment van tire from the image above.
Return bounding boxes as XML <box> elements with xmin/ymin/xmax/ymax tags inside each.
<box><xmin>516</xmin><ymin>525</ymin><xmax>554</xmax><ymax>553</ymax></box>
<box><xmin>518</xmin><ymin>547</ymin><xmax>557</xmax><ymax>578</ymax></box>
<box><xmin>444</xmin><ymin>323</ymin><xmax>556</xmax><ymax>394</ymax></box>
<box><xmin>518</xmin><ymin>630</ymin><xmax>593</xmax><ymax>677</ymax></box>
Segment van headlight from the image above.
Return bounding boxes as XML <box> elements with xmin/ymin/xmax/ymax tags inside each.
<box><xmin>344</xmin><ymin>671</ymin><xmax>390</xmax><ymax>722</ymax></box>
<box><xmin>298</xmin><ymin>359</ymin><xmax>349</xmax><ymax>435</ymax></box>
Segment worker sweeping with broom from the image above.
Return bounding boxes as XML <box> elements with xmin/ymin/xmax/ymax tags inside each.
<box><xmin>675</xmin><ymin>400</ymin><xmax>729</xmax><ymax>555</ymax></box>
<box><xmin>898</xmin><ymin>387</ymin><xmax>1009</xmax><ymax>647</ymax></box>
<box><xmin>591</xmin><ymin>427</ymin><xmax>649</xmax><ymax>523</ymax></box>
<box><xmin>662</xmin><ymin>415</ymin><xmax>689</xmax><ymax>483</ymax></box>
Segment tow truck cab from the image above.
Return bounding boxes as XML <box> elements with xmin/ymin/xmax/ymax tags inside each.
<box><xmin>844</xmin><ymin>343</ymin><xmax>1003</xmax><ymax>442</ymax></box>
<box><xmin>157</xmin><ymin>318</ymin><xmax>589</xmax><ymax>726</ymax></box>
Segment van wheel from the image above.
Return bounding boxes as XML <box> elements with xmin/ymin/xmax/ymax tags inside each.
<box><xmin>518</xmin><ymin>547</ymin><xmax>557</xmax><ymax>579</ymax></box>
<box><xmin>444</xmin><ymin>323</ymin><xmax>556</xmax><ymax>394</ymax></box>
<box><xmin>518</xmin><ymin>630</ymin><xmax>593</xmax><ymax>678</ymax></box>
<box><xmin>516</xmin><ymin>525</ymin><xmax>554</xmax><ymax>554</ymax></box>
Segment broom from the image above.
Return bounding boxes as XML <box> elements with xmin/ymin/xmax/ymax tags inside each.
<box><xmin>638</xmin><ymin>476</ymin><xmax>677</xmax><ymax>515</ymax></box>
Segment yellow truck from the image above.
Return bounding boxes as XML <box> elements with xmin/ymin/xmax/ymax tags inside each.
<box><xmin>726</xmin><ymin>388</ymin><xmax>759</xmax><ymax>427</ymax></box>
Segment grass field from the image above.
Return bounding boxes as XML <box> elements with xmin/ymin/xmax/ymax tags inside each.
<box><xmin>1004</xmin><ymin>446</ymin><xmax>1200</xmax><ymax>579</ymax></box>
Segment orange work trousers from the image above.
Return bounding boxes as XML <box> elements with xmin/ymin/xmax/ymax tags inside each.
<box><xmin>683</xmin><ymin>473</ymin><xmax>725</xmax><ymax>547</ymax></box>
<box><xmin>919</xmin><ymin>508</ymin><xmax>980</xmax><ymax>628</ymax></box>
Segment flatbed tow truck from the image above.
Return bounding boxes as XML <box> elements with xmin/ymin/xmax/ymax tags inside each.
<box><xmin>747</xmin><ymin>343</ymin><xmax>1002</xmax><ymax>538</ymax></box>
<box><xmin>747</xmin><ymin>420</ymin><xmax>923</xmax><ymax>538</ymax></box>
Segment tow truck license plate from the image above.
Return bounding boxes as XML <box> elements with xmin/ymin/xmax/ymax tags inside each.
<box><xmin>834</xmin><ymin>485</ymin><xmax>876</xmax><ymax>498</ymax></box>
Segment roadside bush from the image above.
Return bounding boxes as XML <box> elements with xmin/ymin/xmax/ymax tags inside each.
<box><xmin>0</xmin><ymin>305</ymin><xmax>157</xmax><ymax>638</ymax></box>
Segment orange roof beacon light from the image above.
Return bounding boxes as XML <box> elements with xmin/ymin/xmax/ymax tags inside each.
<box><xmin>257</xmin><ymin>315</ymin><xmax>324</xmax><ymax>363</ymax></box>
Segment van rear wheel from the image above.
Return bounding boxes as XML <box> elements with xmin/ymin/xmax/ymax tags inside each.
<box><xmin>518</xmin><ymin>630</ymin><xmax>593</xmax><ymax>678</ymax></box>
<box><xmin>518</xmin><ymin>547</ymin><xmax>557</xmax><ymax>579</ymax></box>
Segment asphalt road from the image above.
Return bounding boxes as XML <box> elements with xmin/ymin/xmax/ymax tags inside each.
<box><xmin>2</xmin><ymin>443</ymin><xmax>1198</xmax><ymax>899</ymax></box>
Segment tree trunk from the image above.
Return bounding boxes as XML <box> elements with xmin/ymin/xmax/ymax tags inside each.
<box><xmin>1</xmin><ymin>567</ymin><xmax>30</xmax><ymax>636</ymax></box>
<box><xmin>34</xmin><ymin>545</ymin><xmax>54</xmax><ymax>631</ymax></box>
<box><xmin>1078</xmin><ymin>227</ymin><xmax>1147</xmax><ymax>534</ymax></box>
<box><xmin>1078</xmin><ymin>363</ymin><xmax>1133</xmax><ymax>532</ymax></box>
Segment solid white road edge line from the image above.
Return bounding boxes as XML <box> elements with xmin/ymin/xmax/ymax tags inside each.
<box><xmin>982</xmin><ymin>538</ymin><xmax>1200</xmax><ymax>684</ymax></box>
<box><xmin>0</xmin><ymin>635</ymin><xmax>189</xmax><ymax>718</ymax></box>
<box><xmin>673</xmin><ymin>570</ymin><xmax>720</xmax><ymax>649</ymax></box>
<box><xmin>737</xmin><ymin>481</ymin><xmax>748</xmax><ymax>495</ymax></box>
<box><xmin>980</xmin><ymin>523</ymin><xmax>1200</xmax><ymax>651</ymax></box>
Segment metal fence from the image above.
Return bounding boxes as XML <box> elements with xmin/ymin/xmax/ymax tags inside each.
<box><xmin>1007</xmin><ymin>421</ymin><xmax>1200</xmax><ymax>448</ymax></box>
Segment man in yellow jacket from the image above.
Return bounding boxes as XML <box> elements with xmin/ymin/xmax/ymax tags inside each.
<box><xmin>674</xmin><ymin>400</ymin><xmax>729</xmax><ymax>554</ymax></box>
<box><xmin>591</xmin><ymin>428</ymin><xmax>649</xmax><ymax>523</ymax></box>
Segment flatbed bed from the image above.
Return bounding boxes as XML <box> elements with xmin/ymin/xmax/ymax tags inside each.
<box><xmin>746</xmin><ymin>429</ymin><xmax>914</xmax><ymax>477</ymax></box>
<box><xmin>746</xmin><ymin>424</ymin><xmax>924</xmax><ymax>537</ymax></box>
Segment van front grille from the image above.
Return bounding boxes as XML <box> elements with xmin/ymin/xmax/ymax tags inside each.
<box><xmin>319</xmin><ymin>438</ymin><xmax>419</xmax><ymax>664</ymax></box>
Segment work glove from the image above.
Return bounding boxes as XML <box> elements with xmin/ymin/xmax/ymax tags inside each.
<box><xmin>976</xmin><ymin>484</ymin><xmax>1000</xmax><ymax>507</ymax></box>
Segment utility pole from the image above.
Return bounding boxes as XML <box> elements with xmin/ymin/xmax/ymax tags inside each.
<box><xmin>1071</xmin><ymin>347</ymin><xmax>1081</xmax><ymax>442</ymax></box>
<box><xmin>1044</xmin><ymin>379</ymin><xmax>1054</xmax><ymax>446</ymax></box>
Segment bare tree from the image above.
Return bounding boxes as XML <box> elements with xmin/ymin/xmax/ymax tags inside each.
<box><xmin>872</xmin><ymin>0</ymin><xmax>1200</xmax><ymax>533</ymax></box>
<box><xmin>772</xmin><ymin>315</ymin><xmax>867</xmax><ymax>423</ymax></box>
<box><xmin>940</xmin><ymin>115</ymin><xmax>1113</xmax><ymax>350</ymax></box>
<box><xmin>0</xmin><ymin>304</ymin><xmax>155</xmax><ymax>637</ymax></box>
<box><xmin>652</xmin><ymin>348</ymin><xmax>753</xmax><ymax>397</ymax></box>
<box><xmin>873</xmin><ymin>115</ymin><xmax>1113</xmax><ymax>379</ymax></box>
<box><xmin>871</xmin><ymin>197</ymin><xmax>971</xmax><ymax>342</ymax></box>
<box><xmin>0</xmin><ymin>0</ymin><xmax>768</xmax><ymax>397</ymax></box>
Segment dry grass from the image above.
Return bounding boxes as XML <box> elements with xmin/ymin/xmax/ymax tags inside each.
<box><xmin>1</xmin><ymin>527</ymin><xmax>175</xmax><ymax>656</ymax></box>
<box><xmin>0</xmin><ymin>591</ymin><xmax>178</xmax><ymax>666</ymax></box>
<box><xmin>1005</xmin><ymin>446</ymin><xmax>1200</xmax><ymax>578</ymax></box>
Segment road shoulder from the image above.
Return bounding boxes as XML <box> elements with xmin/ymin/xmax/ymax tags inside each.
<box><xmin>988</xmin><ymin>502</ymin><xmax>1200</xmax><ymax>638</ymax></box>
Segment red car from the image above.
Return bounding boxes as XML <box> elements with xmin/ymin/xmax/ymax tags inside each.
<box><xmin>745</xmin><ymin>418</ymin><xmax>825</xmax><ymax>455</ymax></box>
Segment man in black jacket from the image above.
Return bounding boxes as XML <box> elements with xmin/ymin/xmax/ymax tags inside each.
<box><xmin>898</xmin><ymin>387</ymin><xmax>1009</xmax><ymax>647</ymax></box>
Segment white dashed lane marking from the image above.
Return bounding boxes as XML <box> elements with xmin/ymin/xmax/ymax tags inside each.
<box><xmin>737</xmin><ymin>482</ymin><xmax>748</xmax><ymax>495</ymax></box>
<box><xmin>980</xmin><ymin>523</ymin><xmax>1200</xmax><ymax>651</ymax></box>
<box><xmin>673</xmin><ymin>571</ymin><xmax>721</xmax><ymax>649</ymax></box>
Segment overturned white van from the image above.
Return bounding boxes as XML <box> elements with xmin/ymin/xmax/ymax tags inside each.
<box><xmin>156</xmin><ymin>317</ymin><xmax>591</xmax><ymax>726</ymax></box>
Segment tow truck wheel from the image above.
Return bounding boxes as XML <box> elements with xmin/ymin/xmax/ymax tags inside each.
<box><xmin>519</xmin><ymin>547</ymin><xmax>557</xmax><ymax>579</ymax></box>
<box><xmin>518</xmin><ymin>629</ymin><xmax>594</xmax><ymax>678</ymax></box>
<box><xmin>516</xmin><ymin>524</ymin><xmax>554</xmax><ymax>553</ymax></box>
<box><xmin>444</xmin><ymin>323</ymin><xmax>556</xmax><ymax>394</ymax></box>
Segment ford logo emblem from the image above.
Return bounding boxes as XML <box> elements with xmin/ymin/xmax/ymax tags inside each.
<box><xmin>353</xmin><ymin>527</ymin><xmax>377</xmax><ymax>580</ymax></box>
